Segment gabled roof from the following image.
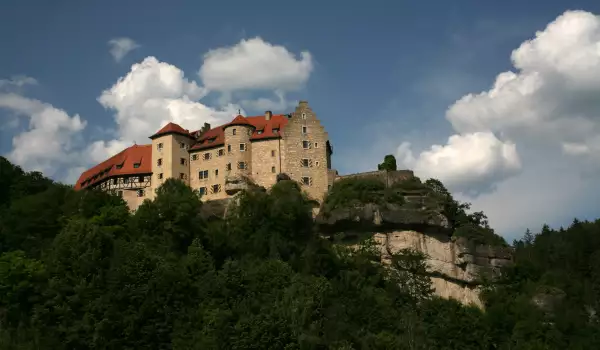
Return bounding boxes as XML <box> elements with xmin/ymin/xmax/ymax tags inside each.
<box><xmin>190</xmin><ymin>114</ymin><xmax>289</xmax><ymax>151</ymax></box>
<box><xmin>149</xmin><ymin>122</ymin><xmax>194</xmax><ymax>140</ymax></box>
<box><xmin>74</xmin><ymin>144</ymin><xmax>152</xmax><ymax>190</ymax></box>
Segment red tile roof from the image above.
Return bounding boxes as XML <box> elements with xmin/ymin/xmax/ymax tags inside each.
<box><xmin>228</xmin><ymin>114</ymin><xmax>254</xmax><ymax>127</ymax></box>
<box><xmin>149</xmin><ymin>122</ymin><xmax>194</xmax><ymax>140</ymax></box>
<box><xmin>74</xmin><ymin>144</ymin><xmax>152</xmax><ymax>190</ymax></box>
<box><xmin>190</xmin><ymin>114</ymin><xmax>289</xmax><ymax>151</ymax></box>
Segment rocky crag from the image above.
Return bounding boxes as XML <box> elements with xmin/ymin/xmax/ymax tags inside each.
<box><xmin>201</xmin><ymin>170</ymin><xmax>513</xmax><ymax>308</ymax></box>
<box><xmin>315</xmin><ymin>201</ymin><xmax>512</xmax><ymax>307</ymax></box>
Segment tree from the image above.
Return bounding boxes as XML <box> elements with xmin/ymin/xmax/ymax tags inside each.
<box><xmin>377</xmin><ymin>154</ymin><xmax>397</xmax><ymax>171</ymax></box>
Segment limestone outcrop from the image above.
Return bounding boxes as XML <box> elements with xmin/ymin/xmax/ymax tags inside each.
<box><xmin>316</xmin><ymin>202</ymin><xmax>513</xmax><ymax>308</ymax></box>
<box><xmin>374</xmin><ymin>230</ymin><xmax>512</xmax><ymax>307</ymax></box>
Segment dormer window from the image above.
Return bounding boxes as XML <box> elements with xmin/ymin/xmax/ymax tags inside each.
<box><xmin>208</xmin><ymin>138</ymin><xmax>215</xmax><ymax>143</ymax></box>
<box><xmin>257</xmin><ymin>130</ymin><xmax>263</xmax><ymax>135</ymax></box>
<box><xmin>273</xmin><ymin>128</ymin><xmax>279</xmax><ymax>134</ymax></box>
<box><xmin>116</xmin><ymin>163</ymin><xmax>123</xmax><ymax>169</ymax></box>
<box><xmin>133</xmin><ymin>163</ymin><xmax>140</xmax><ymax>168</ymax></box>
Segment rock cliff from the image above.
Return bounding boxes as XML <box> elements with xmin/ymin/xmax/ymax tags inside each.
<box><xmin>316</xmin><ymin>202</ymin><xmax>513</xmax><ymax>308</ymax></box>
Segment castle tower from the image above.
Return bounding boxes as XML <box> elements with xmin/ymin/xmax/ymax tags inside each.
<box><xmin>282</xmin><ymin>101</ymin><xmax>331</xmax><ymax>203</ymax></box>
<box><xmin>149</xmin><ymin>122</ymin><xmax>194</xmax><ymax>199</ymax></box>
<box><xmin>223</xmin><ymin>115</ymin><xmax>255</xmax><ymax>194</ymax></box>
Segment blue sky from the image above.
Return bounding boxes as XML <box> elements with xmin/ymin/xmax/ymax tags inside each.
<box><xmin>2</xmin><ymin>0</ymin><xmax>600</xmax><ymax>239</ymax></box>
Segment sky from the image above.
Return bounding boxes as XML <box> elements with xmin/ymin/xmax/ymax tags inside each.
<box><xmin>2</xmin><ymin>0</ymin><xmax>600</xmax><ymax>240</ymax></box>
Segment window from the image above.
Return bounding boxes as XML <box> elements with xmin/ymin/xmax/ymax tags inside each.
<box><xmin>203</xmin><ymin>152</ymin><xmax>211</xmax><ymax>160</ymax></box>
<box><xmin>226</xmin><ymin>163</ymin><xmax>232</xmax><ymax>171</ymax></box>
<box><xmin>199</xmin><ymin>187</ymin><xmax>207</xmax><ymax>196</ymax></box>
<box><xmin>116</xmin><ymin>163</ymin><xmax>123</xmax><ymax>169</ymax></box>
<box><xmin>314</xmin><ymin>142</ymin><xmax>318</xmax><ymax>148</ymax></box>
<box><xmin>180</xmin><ymin>173</ymin><xmax>186</xmax><ymax>180</ymax></box>
<box><xmin>302</xmin><ymin>113</ymin><xmax>307</xmax><ymax>119</ymax></box>
<box><xmin>192</xmin><ymin>154</ymin><xmax>198</xmax><ymax>161</ymax></box>
<box><xmin>301</xmin><ymin>158</ymin><xmax>310</xmax><ymax>167</ymax></box>
<box><xmin>215</xmin><ymin>169</ymin><xmax>219</xmax><ymax>177</ymax></box>
<box><xmin>232</xmin><ymin>128</ymin><xmax>237</xmax><ymax>135</ymax></box>
<box><xmin>157</xmin><ymin>158</ymin><xmax>163</xmax><ymax>166</ymax></box>
<box><xmin>315</xmin><ymin>161</ymin><xmax>320</xmax><ymax>167</ymax></box>
<box><xmin>273</xmin><ymin>128</ymin><xmax>279</xmax><ymax>134</ymax></box>
<box><xmin>227</xmin><ymin>144</ymin><xmax>231</xmax><ymax>152</ymax></box>
<box><xmin>138</xmin><ymin>176</ymin><xmax>144</xmax><ymax>182</ymax></box>
<box><xmin>180</xmin><ymin>142</ymin><xmax>186</xmax><ymax>149</ymax></box>
<box><xmin>238</xmin><ymin>161</ymin><xmax>246</xmax><ymax>169</ymax></box>
<box><xmin>158</xmin><ymin>173</ymin><xmax>163</xmax><ymax>179</ymax></box>
<box><xmin>218</xmin><ymin>149</ymin><xmax>224</xmax><ymax>157</ymax></box>
<box><xmin>117</xmin><ymin>190</ymin><xmax>123</xmax><ymax>197</ymax></box>
<box><xmin>271</xmin><ymin>150</ymin><xmax>275</xmax><ymax>157</ymax></box>
<box><xmin>301</xmin><ymin>176</ymin><xmax>312</xmax><ymax>186</ymax></box>
<box><xmin>211</xmin><ymin>184</ymin><xmax>221</xmax><ymax>194</ymax></box>
<box><xmin>180</xmin><ymin>158</ymin><xmax>186</xmax><ymax>165</ymax></box>
<box><xmin>239</xmin><ymin>143</ymin><xmax>246</xmax><ymax>152</ymax></box>
<box><xmin>133</xmin><ymin>163</ymin><xmax>140</xmax><ymax>168</ymax></box>
<box><xmin>157</xmin><ymin>143</ymin><xmax>163</xmax><ymax>150</ymax></box>
<box><xmin>199</xmin><ymin>170</ymin><xmax>209</xmax><ymax>179</ymax></box>
<box><xmin>112</xmin><ymin>178</ymin><xmax>117</xmax><ymax>185</ymax></box>
<box><xmin>302</xmin><ymin>126</ymin><xmax>307</xmax><ymax>134</ymax></box>
<box><xmin>271</xmin><ymin>166</ymin><xmax>276</xmax><ymax>173</ymax></box>
<box><xmin>123</xmin><ymin>177</ymin><xmax>129</xmax><ymax>184</ymax></box>
<box><xmin>302</xmin><ymin>140</ymin><xmax>310</xmax><ymax>149</ymax></box>
<box><xmin>137</xmin><ymin>189</ymin><xmax>145</xmax><ymax>197</ymax></box>
<box><xmin>257</xmin><ymin>130</ymin><xmax>263</xmax><ymax>135</ymax></box>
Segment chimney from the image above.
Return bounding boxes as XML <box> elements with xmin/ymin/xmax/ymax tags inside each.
<box><xmin>265</xmin><ymin>110</ymin><xmax>272</xmax><ymax>121</ymax></box>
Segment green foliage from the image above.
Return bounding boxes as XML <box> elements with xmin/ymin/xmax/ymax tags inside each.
<box><xmin>377</xmin><ymin>154</ymin><xmax>397</xmax><ymax>171</ymax></box>
<box><xmin>323</xmin><ymin>176</ymin><xmax>405</xmax><ymax>213</ymax></box>
<box><xmin>1</xmin><ymin>157</ymin><xmax>599</xmax><ymax>349</ymax></box>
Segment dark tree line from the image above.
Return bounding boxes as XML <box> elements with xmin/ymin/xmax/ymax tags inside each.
<box><xmin>0</xmin><ymin>156</ymin><xmax>599</xmax><ymax>349</ymax></box>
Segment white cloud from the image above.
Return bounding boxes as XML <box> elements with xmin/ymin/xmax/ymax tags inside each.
<box><xmin>0</xmin><ymin>76</ymin><xmax>38</xmax><ymax>89</ymax></box>
<box><xmin>400</xmin><ymin>10</ymin><xmax>600</xmax><ymax>194</ymax></box>
<box><xmin>389</xmin><ymin>10</ymin><xmax>600</xmax><ymax>235</ymax></box>
<box><xmin>0</xmin><ymin>93</ymin><xmax>86</xmax><ymax>177</ymax></box>
<box><xmin>398</xmin><ymin>132</ymin><xmax>521</xmax><ymax>195</ymax></box>
<box><xmin>95</xmin><ymin>56</ymin><xmax>241</xmax><ymax>161</ymax></box>
<box><xmin>199</xmin><ymin>37</ymin><xmax>313</xmax><ymax>92</ymax></box>
<box><xmin>108</xmin><ymin>37</ymin><xmax>140</xmax><ymax>62</ymax></box>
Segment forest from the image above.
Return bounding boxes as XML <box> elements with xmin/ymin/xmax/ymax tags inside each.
<box><xmin>1</xmin><ymin>155</ymin><xmax>600</xmax><ymax>349</ymax></box>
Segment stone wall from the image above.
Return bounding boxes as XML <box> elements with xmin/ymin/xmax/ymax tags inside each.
<box><xmin>250</xmin><ymin>138</ymin><xmax>281</xmax><ymax>189</ymax></box>
<box><xmin>335</xmin><ymin>169</ymin><xmax>415</xmax><ymax>187</ymax></box>
<box><xmin>189</xmin><ymin>144</ymin><xmax>229</xmax><ymax>201</ymax></box>
<box><xmin>282</xmin><ymin>101</ymin><xmax>330</xmax><ymax>202</ymax></box>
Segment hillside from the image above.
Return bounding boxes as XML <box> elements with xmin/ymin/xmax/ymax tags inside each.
<box><xmin>1</xmin><ymin>155</ymin><xmax>600</xmax><ymax>349</ymax></box>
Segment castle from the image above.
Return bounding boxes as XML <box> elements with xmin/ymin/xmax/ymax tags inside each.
<box><xmin>75</xmin><ymin>101</ymin><xmax>337</xmax><ymax>210</ymax></box>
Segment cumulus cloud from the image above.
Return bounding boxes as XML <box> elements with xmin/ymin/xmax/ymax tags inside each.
<box><xmin>108</xmin><ymin>37</ymin><xmax>140</xmax><ymax>62</ymax></box>
<box><xmin>199</xmin><ymin>37</ymin><xmax>313</xmax><ymax>92</ymax></box>
<box><xmin>398</xmin><ymin>132</ymin><xmax>521</xmax><ymax>195</ymax></box>
<box><xmin>95</xmin><ymin>56</ymin><xmax>242</xmax><ymax>161</ymax></box>
<box><xmin>0</xmin><ymin>93</ymin><xmax>86</xmax><ymax>177</ymax></box>
<box><xmin>400</xmin><ymin>10</ymin><xmax>600</xmax><ymax>196</ymax></box>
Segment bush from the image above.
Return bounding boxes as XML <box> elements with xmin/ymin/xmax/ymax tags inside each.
<box><xmin>323</xmin><ymin>177</ymin><xmax>405</xmax><ymax>212</ymax></box>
